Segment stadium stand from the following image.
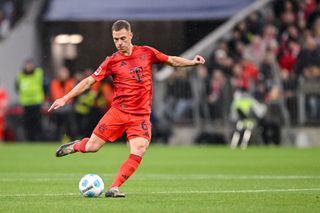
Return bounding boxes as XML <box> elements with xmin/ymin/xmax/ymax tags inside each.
<box><xmin>156</xmin><ymin>0</ymin><xmax>320</xmax><ymax>146</ymax></box>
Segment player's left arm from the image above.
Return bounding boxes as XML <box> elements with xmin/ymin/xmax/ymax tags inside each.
<box><xmin>167</xmin><ymin>55</ymin><xmax>205</xmax><ymax>67</ymax></box>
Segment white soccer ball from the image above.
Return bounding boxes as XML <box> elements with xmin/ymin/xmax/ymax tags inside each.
<box><xmin>79</xmin><ymin>174</ymin><xmax>104</xmax><ymax>197</ymax></box>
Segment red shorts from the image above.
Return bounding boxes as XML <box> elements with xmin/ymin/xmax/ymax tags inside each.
<box><xmin>93</xmin><ymin>107</ymin><xmax>151</xmax><ymax>142</ymax></box>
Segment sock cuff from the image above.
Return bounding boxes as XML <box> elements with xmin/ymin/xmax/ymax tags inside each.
<box><xmin>79</xmin><ymin>138</ymin><xmax>89</xmax><ymax>153</ymax></box>
<box><xmin>129</xmin><ymin>154</ymin><xmax>142</xmax><ymax>163</ymax></box>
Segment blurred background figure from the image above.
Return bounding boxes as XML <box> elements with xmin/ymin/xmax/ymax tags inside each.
<box><xmin>86</xmin><ymin>77</ymin><xmax>114</xmax><ymax>136</ymax></box>
<box><xmin>0</xmin><ymin>0</ymin><xmax>13</xmax><ymax>39</ymax></box>
<box><xmin>195</xmin><ymin>65</ymin><xmax>210</xmax><ymax>120</ymax></box>
<box><xmin>208</xmin><ymin>69</ymin><xmax>227</xmax><ymax>120</ymax></box>
<box><xmin>49</xmin><ymin>66</ymin><xmax>75</xmax><ymax>141</ymax></box>
<box><xmin>0</xmin><ymin>80</ymin><xmax>8</xmax><ymax>142</ymax></box>
<box><xmin>0</xmin><ymin>0</ymin><xmax>24</xmax><ymax>40</ymax></box>
<box><xmin>73</xmin><ymin>69</ymin><xmax>114</xmax><ymax>138</ymax></box>
<box><xmin>15</xmin><ymin>59</ymin><xmax>46</xmax><ymax>141</ymax></box>
<box><xmin>164</xmin><ymin>68</ymin><xmax>193</xmax><ymax>123</ymax></box>
<box><xmin>230</xmin><ymin>89</ymin><xmax>267</xmax><ymax>149</ymax></box>
<box><xmin>73</xmin><ymin>69</ymin><xmax>94</xmax><ymax>138</ymax></box>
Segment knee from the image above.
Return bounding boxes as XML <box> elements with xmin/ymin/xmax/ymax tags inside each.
<box><xmin>131</xmin><ymin>143</ymin><xmax>149</xmax><ymax>156</ymax></box>
<box><xmin>137</xmin><ymin>144</ymin><xmax>148</xmax><ymax>154</ymax></box>
<box><xmin>129</xmin><ymin>137</ymin><xmax>150</xmax><ymax>156</ymax></box>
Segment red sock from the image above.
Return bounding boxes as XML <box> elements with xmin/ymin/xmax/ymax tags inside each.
<box><xmin>110</xmin><ymin>154</ymin><xmax>142</xmax><ymax>188</ymax></box>
<box><xmin>73</xmin><ymin>138</ymin><xmax>89</xmax><ymax>153</ymax></box>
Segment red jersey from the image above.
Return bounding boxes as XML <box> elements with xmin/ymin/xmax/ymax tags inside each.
<box><xmin>91</xmin><ymin>45</ymin><xmax>168</xmax><ymax>115</ymax></box>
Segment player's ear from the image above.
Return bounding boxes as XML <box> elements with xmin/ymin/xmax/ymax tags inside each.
<box><xmin>129</xmin><ymin>32</ymin><xmax>133</xmax><ymax>39</ymax></box>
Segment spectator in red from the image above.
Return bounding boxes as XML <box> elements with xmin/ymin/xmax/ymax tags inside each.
<box><xmin>231</xmin><ymin>63</ymin><xmax>250</xmax><ymax>91</ymax></box>
<box><xmin>279</xmin><ymin>38</ymin><xmax>301</xmax><ymax>73</ymax></box>
<box><xmin>208</xmin><ymin>69</ymin><xmax>227</xmax><ymax>120</ymax></box>
<box><xmin>242</xmin><ymin>59</ymin><xmax>259</xmax><ymax>83</ymax></box>
<box><xmin>0</xmin><ymin>82</ymin><xmax>8</xmax><ymax>141</ymax></box>
<box><xmin>299</xmin><ymin>0</ymin><xmax>317</xmax><ymax>19</ymax></box>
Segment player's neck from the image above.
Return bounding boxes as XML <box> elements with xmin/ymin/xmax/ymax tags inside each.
<box><xmin>121</xmin><ymin>44</ymin><xmax>134</xmax><ymax>56</ymax></box>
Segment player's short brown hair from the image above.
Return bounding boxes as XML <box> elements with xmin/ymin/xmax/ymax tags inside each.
<box><xmin>112</xmin><ymin>20</ymin><xmax>131</xmax><ymax>32</ymax></box>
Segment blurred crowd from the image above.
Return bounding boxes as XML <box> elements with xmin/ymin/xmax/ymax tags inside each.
<box><xmin>162</xmin><ymin>0</ymin><xmax>320</xmax><ymax>145</ymax></box>
<box><xmin>1</xmin><ymin>59</ymin><xmax>114</xmax><ymax>142</ymax></box>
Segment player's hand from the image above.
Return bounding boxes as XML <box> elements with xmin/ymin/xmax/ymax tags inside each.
<box><xmin>48</xmin><ymin>98</ymin><xmax>67</xmax><ymax>112</ymax></box>
<box><xmin>193</xmin><ymin>55</ymin><xmax>205</xmax><ymax>65</ymax></box>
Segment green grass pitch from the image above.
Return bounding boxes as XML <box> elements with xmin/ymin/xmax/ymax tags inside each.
<box><xmin>0</xmin><ymin>143</ymin><xmax>320</xmax><ymax>212</ymax></box>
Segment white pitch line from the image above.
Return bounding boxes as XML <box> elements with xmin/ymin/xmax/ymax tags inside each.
<box><xmin>1</xmin><ymin>188</ymin><xmax>320</xmax><ymax>197</ymax></box>
<box><xmin>132</xmin><ymin>174</ymin><xmax>320</xmax><ymax>180</ymax></box>
<box><xmin>148</xmin><ymin>188</ymin><xmax>320</xmax><ymax>194</ymax></box>
<box><xmin>0</xmin><ymin>193</ymin><xmax>79</xmax><ymax>197</ymax></box>
<box><xmin>1</xmin><ymin>174</ymin><xmax>320</xmax><ymax>181</ymax></box>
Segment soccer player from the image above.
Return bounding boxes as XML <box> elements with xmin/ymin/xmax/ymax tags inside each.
<box><xmin>48</xmin><ymin>20</ymin><xmax>205</xmax><ymax>198</ymax></box>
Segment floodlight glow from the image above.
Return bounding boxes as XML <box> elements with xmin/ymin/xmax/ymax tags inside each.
<box><xmin>54</xmin><ymin>34</ymin><xmax>69</xmax><ymax>44</ymax></box>
<box><xmin>69</xmin><ymin>34</ymin><xmax>83</xmax><ymax>44</ymax></box>
<box><xmin>54</xmin><ymin>34</ymin><xmax>84</xmax><ymax>44</ymax></box>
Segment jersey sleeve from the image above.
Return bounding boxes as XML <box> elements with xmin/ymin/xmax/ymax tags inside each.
<box><xmin>91</xmin><ymin>57</ymin><xmax>112</xmax><ymax>81</ymax></box>
<box><xmin>145</xmin><ymin>46</ymin><xmax>169</xmax><ymax>64</ymax></box>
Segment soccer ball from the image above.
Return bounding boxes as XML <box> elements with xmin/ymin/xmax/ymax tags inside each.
<box><xmin>79</xmin><ymin>174</ymin><xmax>104</xmax><ymax>197</ymax></box>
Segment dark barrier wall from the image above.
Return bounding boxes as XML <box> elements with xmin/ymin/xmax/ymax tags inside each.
<box><xmin>40</xmin><ymin>20</ymin><xmax>223</xmax><ymax>76</ymax></box>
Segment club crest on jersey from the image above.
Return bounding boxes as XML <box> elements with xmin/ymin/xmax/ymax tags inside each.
<box><xmin>130</xmin><ymin>66</ymin><xmax>144</xmax><ymax>82</ymax></box>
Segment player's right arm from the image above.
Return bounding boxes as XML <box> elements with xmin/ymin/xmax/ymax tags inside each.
<box><xmin>48</xmin><ymin>76</ymin><xmax>96</xmax><ymax>112</ymax></box>
<box><xmin>167</xmin><ymin>55</ymin><xmax>205</xmax><ymax>67</ymax></box>
<box><xmin>146</xmin><ymin>46</ymin><xmax>205</xmax><ymax>67</ymax></box>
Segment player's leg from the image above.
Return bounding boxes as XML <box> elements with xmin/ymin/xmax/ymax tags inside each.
<box><xmin>56</xmin><ymin>107</ymin><xmax>125</xmax><ymax>157</ymax></box>
<box><xmin>106</xmin><ymin>117</ymin><xmax>151</xmax><ymax>197</ymax></box>
<box><xmin>106</xmin><ymin>137</ymin><xmax>149</xmax><ymax>198</ymax></box>
<box><xmin>55</xmin><ymin>133</ymin><xmax>105</xmax><ymax>157</ymax></box>
<box><xmin>75</xmin><ymin>133</ymin><xmax>106</xmax><ymax>152</ymax></box>
<box><xmin>110</xmin><ymin>137</ymin><xmax>149</xmax><ymax>186</ymax></box>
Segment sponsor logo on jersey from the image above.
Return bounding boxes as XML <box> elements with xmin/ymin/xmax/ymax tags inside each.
<box><xmin>130</xmin><ymin>66</ymin><xmax>144</xmax><ymax>82</ymax></box>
